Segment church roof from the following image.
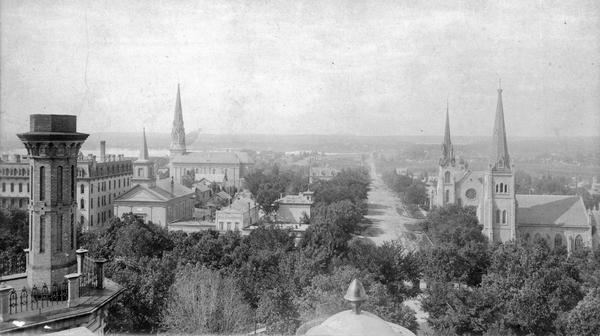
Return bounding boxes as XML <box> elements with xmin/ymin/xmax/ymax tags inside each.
<box><xmin>516</xmin><ymin>195</ymin><xmax>589</xmax><ymax>227</ymax></box>
<box><xmin>171</xmin><ymin>151</ymin><xmax>253</xmax><ymax>164</ymax></box>
<box><xmin>115</xmin><ymin>179</ymin><xmax>194</xmax><ymax>203</ymax></box>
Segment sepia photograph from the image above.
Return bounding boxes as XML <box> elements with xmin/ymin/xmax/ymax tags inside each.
<box><xmin>0</xmin><ymin>1</ymin><xmax>599</xmax><ymax>335</ymax></box>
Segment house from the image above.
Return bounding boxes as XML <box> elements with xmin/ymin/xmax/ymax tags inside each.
<box><xmin>215</xmin><ymin>195</ymin><xmax>258</xmax><ymax>231</ymax></box>
<box><xmin>275</xmin><ymin>191</ymin><xmax>314</xmax><ymax>224</ymax></box>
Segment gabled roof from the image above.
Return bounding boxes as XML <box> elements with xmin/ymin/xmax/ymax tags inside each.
<box><xmin>115</xmin><ymin>179</ymin><xmax>194</xmax><ymax>203</ymax></box>
<box><xmin>215</xmin><ymin>191</ymin><xmax>232</xmax><ymax>200</ymax></box>
<box><xmin>516</xmin><ymin>195</ymin><xmax>589</xmax><ymax>227</ymax></box>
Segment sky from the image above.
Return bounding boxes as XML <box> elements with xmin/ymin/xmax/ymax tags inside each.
<box><xmin>1</xmin><ymin>0</ymin><xmax>599</xmax><ymax>141</ymax></box>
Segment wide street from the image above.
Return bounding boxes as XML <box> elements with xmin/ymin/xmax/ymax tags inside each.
<box><xmin>362</xmin><ymin>154</ymin><xmax>421</xmax><ymax>251</ymax></box>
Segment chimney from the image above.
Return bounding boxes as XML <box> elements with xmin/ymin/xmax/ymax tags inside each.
<box><xmin>100</xmin><ymin>141</ymin><xmax>106</xmax><ymax>162</ymax></box>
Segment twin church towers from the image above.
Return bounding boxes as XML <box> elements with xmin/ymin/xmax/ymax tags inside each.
<box><xmin>431</xmin><ymin>84</ymin><xmax>516</xmax><ymax>243</ymax></box>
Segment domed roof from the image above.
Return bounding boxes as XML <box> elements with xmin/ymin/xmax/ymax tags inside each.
<box><xmin>304</xmin><ymin>310</ymin><xmax>416</xmax><ymax>336</ymax></box>
<box><xmin>299</xmin><ymin>278</ymin><xmax>417</xmax><ymax>336</ymax></box>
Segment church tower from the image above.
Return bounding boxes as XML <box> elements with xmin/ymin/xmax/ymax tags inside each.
<box><xmin>132</xmin><ymin>128</ymin><xmax>156</xmax><ymax>188</ymax></box>
<box><xmin>169</xmin><ymin>84</ymin><xmax>186</xmax><ymax>158</ymax></box>
<box><xmin>481</xmin><ymin>83</ymin><xmax>517</xmax><ymax>242</ymax></box>
<box><xmin>17</xmin><ymin>115</ymin><xmax>89</xmax><ymax>287</ymax></box>
<box><xmin>435</xmin><ymin>103</ymin><xmax>457</xmax><ymax>207</ymax></box>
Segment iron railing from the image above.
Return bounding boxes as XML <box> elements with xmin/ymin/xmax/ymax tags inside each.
<box><xmin>8</xmin><ymin>281</ymin><xmax>68</xmax><ymax>314</ymax></box>
<box><xmin>79</xmin><ymin>257</ymin><xmax>98</xmax><ymax>297</ymax></box>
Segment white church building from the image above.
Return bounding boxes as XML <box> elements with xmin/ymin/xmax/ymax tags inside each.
<box><xmin>429</xmin><ymin>85</ymin><xmax>597</xmax><ymax>252</ymax></box>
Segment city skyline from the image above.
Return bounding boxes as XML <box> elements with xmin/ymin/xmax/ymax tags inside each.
<box><xmin>1</xmin><ymin>0</ymin><xmax>599</xmax><ymax>140</ymax></box>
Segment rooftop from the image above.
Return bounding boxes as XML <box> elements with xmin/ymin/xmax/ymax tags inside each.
<box><xmin>516</xmin><ymin>194</ymin><xmax>589</xmax><ymax>227</ymax></box>
<box><xmin>171</xmin><ymin>151</ymin><xmax>254</xmax><ymax>165</ymax></box>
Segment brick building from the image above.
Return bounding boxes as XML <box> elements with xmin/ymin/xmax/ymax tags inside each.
<box><xmin>76</xmin><ymin>140</ymin><xmax>133</xmax><ymax>231</ymax></box>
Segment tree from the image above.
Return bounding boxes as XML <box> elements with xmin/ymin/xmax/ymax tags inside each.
<box><xmin>162</xmin><ymin>265</ymin><xmax>252</xmax><ymax>334</ymax></box>
<box><xmin>566</xmin><ymin>289</ymin><xmax>600</xmax><ymax>336</ymax></box>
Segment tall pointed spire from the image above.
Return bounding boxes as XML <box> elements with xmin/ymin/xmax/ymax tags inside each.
<box><xmin>440</xmin><ymin>101</ymin><xmax>455</xmax><ymax>166</ymax></box>
<box><xmin>170</xmin><ymin>84</ymin><xmax>186</xmax><ymax>157</ymax></box>
<box><xmin>140</xmin><ymin>127</ymin><xmax>149</xmax><ymax>161</ymax></box>
<box><xmin>492</xmin><ymin>81</ymin><xmax>510</xmax><ymax>170</ymax></box>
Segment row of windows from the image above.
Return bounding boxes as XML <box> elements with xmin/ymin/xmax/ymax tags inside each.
<box><xmin>218</xmin><ymin>221</ymin><xmax>241</xmax><ymax>231</ymax></box>
<box><xmin>86</xmin><ymin>209</ymin><xmax>113</xmax><ymax>227</ymax></box>
<box><xmin>77</xmin><ymin>164</ymin><xmax>132</xmax><ymax>178</ymax></box>
<box><xmin>1</xmin><ymin>168</ymin><xmax>29</xmax><ymax>176</ymax></box>
<box><xmin>79</xmin><ymin>178</ymin><xmax>131</xmax><ymax>195</ymax></box>
<box><xmin>524</xmin><ymin>233</ymin><xmax>584</xmax><ymax>250</ymax></box>
<box><xmin>1</xmin><ymin>182</ymin><xmax>29</xmax><ymax>193</ymax></box>
<box><xmin>80</xmin><ymin>191</ymin><xmax>124</xmax><ymax>210</ymax></box>
<box><xmin>0</xmin><ymin>198</ymin><xmax>29</xmax><ymax>208</ymax></box>
<box><xmin>495</xmin><ymin>183</ymin><xmax>509</xmax><ymax>193</ymax></box>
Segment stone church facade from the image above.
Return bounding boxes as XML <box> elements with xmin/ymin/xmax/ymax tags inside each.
<box><xmin>429</xmin><ymin>86</ymin><xmax>596</xmax><ymax>252</ymax></box>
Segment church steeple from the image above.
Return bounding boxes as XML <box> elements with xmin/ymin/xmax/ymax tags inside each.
<box><xmin>170</xmin><ymin>84</ymin><xmax>186</xmax><ymax>157</ymax></box>
<box><xmin>133</xmin><ymin>128</ymin><xmax>155</xmax><ymax>187</ymax></box>
<box><xmin>439</xmin><ymin>101</ymin><xmax>455</xmax><ymax>166</ymax></box>
<box><xmin>140</xmin><ymin>127</ymin><xmax>149</xmax><ymax>161</ymax></box>
<box><xmin>492</xmin><ymin>81</ymin><xmax>510</xmax><ymax>170</ymax></box>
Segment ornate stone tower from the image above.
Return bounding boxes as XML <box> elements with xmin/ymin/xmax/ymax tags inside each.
<box><xmin>132</xmin><ymin>128</ymin><xmax>156</xmax><ymax>187</ymax></box>
<box><xmin>481</xmin><ymin>83</ymin><xmax>517</xmax><ymax>243</ymax></box>
<box><xmin>435</xmin><ymin>104</ymin><xmax>456</xmax><ymax>207</ymax></box>
<box><xmin>17</xmin><ymin>115</ymin><xmax>89</xmax><ymax>287</ymax></box>
<box><xmin>169</xmin><ymin>84</ymin><xmax>186</xmax><ymax>158</ymax></box>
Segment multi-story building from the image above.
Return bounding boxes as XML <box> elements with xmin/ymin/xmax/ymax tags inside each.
<box><xmin>0</xmin><ymin>154</ymin><xmax>30</xmax><ymax>210</ymax></box>
<box><xmin>76</xmin><ymin>140</ymin><xmax>133</xmax><ymax>231</ymax></box>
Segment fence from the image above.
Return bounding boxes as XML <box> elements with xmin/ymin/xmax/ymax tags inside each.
<box><xmin>8</xmin><ymin>281</ymin><xmax>69</xmax><ymax>314</ymax></box>
<box><xmin>79</xmin><ymin>257</ymin><xmax>99</xmax><ymax>297</ymax></box>
<box><xmin>0</xmin><ymin>253</ymin><xmax>26</xmax><ymax>277</ymax></box>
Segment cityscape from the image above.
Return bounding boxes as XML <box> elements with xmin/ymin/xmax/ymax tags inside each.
<box><xmin>1</xmin><ymin>1</ymin><xmax>599</xmax><ymax>336</ymax></box>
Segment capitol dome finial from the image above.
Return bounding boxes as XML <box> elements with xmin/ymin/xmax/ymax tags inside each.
<box><xmin>344</xmin><ymin>278</ymin><xmax>368</xmax><ymax>314</ymax></box>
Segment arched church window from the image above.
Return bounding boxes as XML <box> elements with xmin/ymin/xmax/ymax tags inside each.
<box><xmin>574</xmin><ymin>235</ymin><xmax>584</xmax><ymax>250</ymax></box>
<box><xmin>500</xmin><ymin>183</ymin><xmax>504</xmax><ymax>193</ymax></box>
<box><xmin>495</xmin><ymin>210</ymin><xmax>500</xmax><ymax>223</ymax></box>
<box><xmin>444</xmin><ymin>171</ymin><xmax>451</xmax><ymax>183</ymax></box>
<box><xmin>504</xmin><ymin>184</ymin><xmax>508</xmax><ymax>193</ymax></box>
<box><xmin>555</xmin><ymin>234</ymin><xmax>563</xmax><ymax>247</ymax></box>
<box><xmin>495</xmin><ymin>184</ymin><xmax>499</xmax><ymax>193</ymax></box>
<box><xmin>502</xmin><ymin>210</ymin><xmax>506</xmax><ymax>224</ymax></box>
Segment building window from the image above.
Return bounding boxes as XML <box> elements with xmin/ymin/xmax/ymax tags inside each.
<box><xmin>138</xmin><ymin>168</ymin><xmax>143</xmax><ymax>176</ymax></box>
<box><xmin>71</xmin><ymin>165</ymin><xmax>75</xmax><ymax>199</ymax></box>
<box><xmin>444</xmin><ymin>171</ymin><xmax>451</xmax><ymax>183</ymax></box>
<box><xmin>57</xmin><ymin>166</ymin><xmax>63</xmax><ymax>202</ymax></box>
<box><xmin>502</xmin><ymin>210</ymin><xmax>506</xmax><ymax>224</ymax></box>
<box><xmin>2</xmin><ymin>182</ymin><xmax>5</xmax><ymax>192</ymax></box>
<box><xmin>70</xmin><ymin>214</ymin><xmax>74</xmax><ymax>249</ymax></box>
<box><xmin>18</xmin><ymin>183</ymin><xmax>22</xmax><ymax>192</ymax></box>
<box><xmin>81</xmin><ymin>199</ymin><xmax>85</xmax><ymax>209</ymax></box>
<box><xmin>90</xmin><ymin>215</ymin><xmax>93</xmax><ymax>227</ymax></box>
<box><xmin>40</xmin><ymin>216</ymin><xmax>45</xmax><ymax>253</ymax></box>
<box><xmin>91</xmin><ymin>199</ymin><xmax>93</xmax><ymax>209</ymax></box>
<box><xmin>574</xmin><ymin>235</ymin><xmax>584</xmax><ymax>250</ymax></box>
<box><xmin>27</xmin><ymin>183</ymin><xmax>29</xmax><ymax>193</ymax></box>
<box><xmin>80</xmin><ymin>215</ymin><xmax>85</xmax><ymax>225</ymax></box>
<box><xmin>40</xmin><ymin>166</ymin><xmax>45</xmax><ymax>201</ymax></box>
<box><xmin>90</xmin><ymin>184</ymin><xmax>94</xmax><ymax>193</ymax></box>
<box><xmin>57</xmin><ymin>215</ymin><xmax>63</xmax><ymax>251</ymax></box>
<box><xmin>504</xmin><ymin>184</ymin><xmax>508</xmax><ymax>193</ymax></box>
<box><xmin>10</xmin><ymin>183</ymin><xmax>14</xmax><ymax>192</ymax></box>
<box><xmin>495</xmin><ymin>210</ymin><xmax>500</xmax><ymax>223</ymax></box>
<box><xmin>554</xmin><ymin>234</ymin><xmax>563</xmax><ymax>247</ymax></box>
<box><xmin>81</xmin><ymin>184</ymin><xmax>85</xmax><ymax>194</ymax></box>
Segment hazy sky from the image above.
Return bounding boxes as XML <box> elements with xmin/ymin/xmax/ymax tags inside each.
<box><xmin>1</xmin><ymin>0</ymin><xmax>599</xmax><ymax>140</ymax></box>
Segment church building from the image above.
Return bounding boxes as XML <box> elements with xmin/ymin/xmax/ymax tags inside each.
<box><xmin>114</xmin><ymin>129</ymin><xmax>195</xmax><ymax>227</ymax></box>
<box><xmin>167</xmin><ymin>85</ymin><xmax>254</xmax><ymax>189</ymax></box>
<box><xmin>429</xmin><ymin>85</ymin><xmax>595</xmax><ymax>252</ymax></box>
